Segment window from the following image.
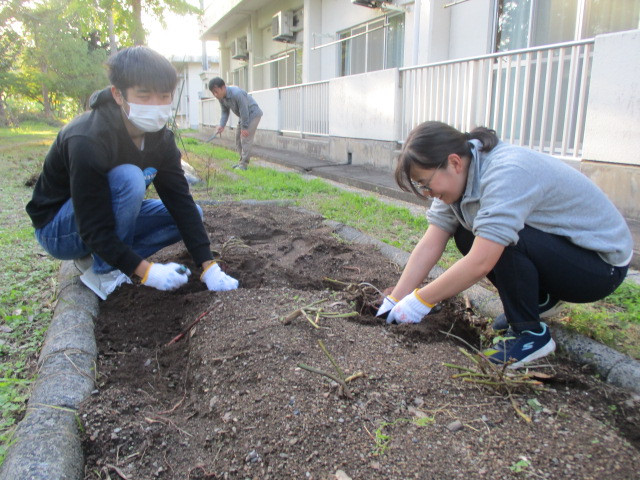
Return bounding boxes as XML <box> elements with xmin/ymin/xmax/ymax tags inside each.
<box><xmin>338</xmin><ymin>13</ymin><xmax>404</xmax><ymax>76</ymax></box>
<box><xmin>231</xmin><ymin>66</ymin><xmax>248</xmax><ymax>90</ymax></box>
<box><xmin>496</xmin><ymin>0</ymin><xmax>640</xmax><ymax>51</ymax></box>
<box><xmin>270</xmin><ymin>48</ymin><xmax>303</xmax><ymax>88</ymax></box>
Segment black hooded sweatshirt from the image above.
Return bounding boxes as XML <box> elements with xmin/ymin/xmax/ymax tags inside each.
<box><xmin>26</xmin><ymin>87</ymin><xmax>213</xmax><ymax>276</ymax></box>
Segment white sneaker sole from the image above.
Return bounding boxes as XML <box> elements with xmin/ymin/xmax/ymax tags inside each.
<box><xmin>540</xmin><ymin>302</ymin><xmax>565</xmax><ymax>319</ymax></box>
<box><xmin>79</xmin><ymin>272</ymin><xmax>108</xmax><ymax>300</ymax></box>
<box><xmin>73</xmin><ymin>255</ymin><xmax>93</xmax><ymax>274</ymax></box>
<box><xmin>508</xmin><ymin>338</ymin><xmax>557</xmax><ymax>369</ymax></box>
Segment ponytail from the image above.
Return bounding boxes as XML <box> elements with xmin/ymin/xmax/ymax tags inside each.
<box><xmin>467</xmin><ymin>127</ymin><xmax>498</xmax><ymax>152</ymax></box>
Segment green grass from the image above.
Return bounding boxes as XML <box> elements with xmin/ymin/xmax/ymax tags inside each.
<box><xmin>561</xmin><ymin>282</ymin><xmax>640</xmax><ymax>359</ymax></box>
<box><xmin>0</xmin><ymin>122</ymin><xmax>59</xmax><ymax>464</ymax></box>
<box><xmin>182</xmin><ymin>133</ymin><xmax>640</xmax><ymax>360</ymax></box>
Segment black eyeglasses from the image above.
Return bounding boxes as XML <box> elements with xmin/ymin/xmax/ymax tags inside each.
<box><xmin>410</xmin><ymin>159</ymin><xmax>447</xmax><ymax>195</ymax></box>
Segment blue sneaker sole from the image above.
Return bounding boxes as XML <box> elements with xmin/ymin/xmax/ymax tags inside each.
<box><xmin>508</xmin><ymin>338</ymin><xmax>556</xmax><ymax>369</ymax></box>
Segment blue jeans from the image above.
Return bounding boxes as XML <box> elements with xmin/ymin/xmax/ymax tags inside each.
<box><xmin>454</xmin><ymin>225</ymin><xmax>628</xmax><ymax>332</ymax></box>
<box><xmin>35</xmin><ymin>164</ymin><xmax>199</xmax><ymax>274</ymax></box>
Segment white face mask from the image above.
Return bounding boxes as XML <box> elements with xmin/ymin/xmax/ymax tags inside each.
<box><xmin>122</xmin><ymin>98</ymin><xmax>172</xmax><ymax>132</ymax></box>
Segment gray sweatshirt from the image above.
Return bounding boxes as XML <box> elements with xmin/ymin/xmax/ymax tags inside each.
<box><xmin>427</xmin><ymin>140</ymin><xmax>633</xmax><ymax>266</ymax></box>
<box><xmin>218</xmin><ymin>86</ymin><xmax>263</xmax><ymax>130</ymax></box>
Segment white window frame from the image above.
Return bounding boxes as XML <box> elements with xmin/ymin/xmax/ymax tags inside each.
<box><xmin>336</xmin><ymin>13</ymin><xmax>404</xmax><ymax>77</ymax></box>
<box><xmin>269</xmin><ymin>47</ymin><xmax>303</xmax><ymax>88</ymax></box>
<box><xmin>231</xmin><ymin>66</ymin><xmax>248</xmax><ymax>91</ymax></box>
<box><xmin>494</xmin><ymin>0</ymin><xmax>640</xmax><ymax>52</ymax></box>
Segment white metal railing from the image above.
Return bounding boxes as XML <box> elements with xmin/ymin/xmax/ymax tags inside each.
<box><xmin>200</xmin><ymin>97</ymin><xmax>217</xmax><ymax>126</ymax></box>
<box><xmin>199</xmin><ymin>40</ymin><xmax>594</xmax><ymax>159</ymax></box>
<box><xmin>200</xmin><ymin>97</ymin><xmax>238</xmax><ymax>128</ymax></box>
<box><xmin>400</xmin><ymin>39</ymin><xmax>594</xmax><ymax>158</ymax></box>
<box><xmin>279</xmin><ymin>81</ymin><xmax>330</xmax><ymax>136</ymax></box>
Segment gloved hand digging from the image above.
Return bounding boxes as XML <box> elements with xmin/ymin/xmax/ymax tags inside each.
<box><xmin>376</xmin><ymin>295</ymin><xmax>398</xmax><ymax>319</ymax></box>
<box><xmin>386</xmin><ymin>289</ymin><xmax>434</xmax><ymax>324</ymax></box>
<box><xmin>201</xmin><ymin>262</ymin><xmax>239</xmax><ymax>291</ymax></box>
<box><xmin>142</xmin><ymin>262</ymin><xmax>191</xmax><ymax>291</ymax></box>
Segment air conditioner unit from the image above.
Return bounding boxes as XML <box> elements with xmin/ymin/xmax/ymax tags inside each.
<box><xmin>272</xmin><ymin>10</ymin><xmax>294</xmax><ymax>43</ymax></box>
<box><xmin>230</xmin><ymin>36</ymin><xmax>248</xmax><ymax>60</ymax></box>
<box><xmin>351</xmin><ymin>0</ymin><xmax>381</xmax><ymax>7</ymax></box>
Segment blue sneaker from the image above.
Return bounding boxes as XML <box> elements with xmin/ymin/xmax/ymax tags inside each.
<box><xmin>484</xmin><ymin>323</ymin><xmax>556</xmax><ymax>369</ymax></box>
<box><xmin>143</xmin><ymin>167</ymin><xmax>157</xmax><ymax>187</ymax></box>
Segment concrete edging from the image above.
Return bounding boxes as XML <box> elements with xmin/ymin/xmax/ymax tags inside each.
<box><xmin>0</xmin><ymin>261</ymin><xmax>98</xmax><ymax>480</ymax></box>
<box><xmin>326</xmin><ymin>219</ymin><xmax>640</xmax><ymax>394</ymax></box>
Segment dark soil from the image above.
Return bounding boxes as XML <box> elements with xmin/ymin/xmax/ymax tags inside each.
<box><xmin>81</xmin><ymin>203</ymin><xmax>640</xmax><ymax>480</ymax></box>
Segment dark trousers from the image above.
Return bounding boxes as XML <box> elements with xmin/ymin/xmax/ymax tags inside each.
<box><xmin>454</xmin><ymin>225</ymin><xmax>628</xmax><ymax>332</ymax></box>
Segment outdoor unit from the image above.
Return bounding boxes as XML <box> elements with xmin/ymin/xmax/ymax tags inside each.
<box><xmin>230</xmin><ymin>36</ymin><xmax>248</xmax><ymax>60</ymax></box>
<box><xmin>351</xmin><ymin>0</ymin><xmax>382</xmax><ymax>7</ymax></box>
<box><xmin>272</xmin><ymin>10</ymin><xmax>294</xmax><ymax>43</ymax></box>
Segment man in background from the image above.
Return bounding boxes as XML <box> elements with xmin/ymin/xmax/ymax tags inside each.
<box><xmin>209</xmin><ymin>77</ymin><xmax>263</xmax><ymax>170</ymax></box>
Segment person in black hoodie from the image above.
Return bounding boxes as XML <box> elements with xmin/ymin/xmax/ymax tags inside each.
<box><xmin>26</xmin><ymin>46</ymin><xmax>238</xmax><ymax>300</ymax></box>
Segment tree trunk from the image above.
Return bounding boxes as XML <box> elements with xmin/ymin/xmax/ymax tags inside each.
<box><xmin>0</xmin><ymin>94</ymin><xmax>8</xmax><ymax>126</ymax></box>
<box><xmin>41</xmin><ymin>63</ymin><xmax>52</xmax><ymax>118</ymax></box>
<box><xmin>42</xmin><ymin>84</ymin><xmax>52</xmax><ymax>118</ymax></box>
<box><xmin>131</xmin><ymin>0</ymin><xmax>145</xmax><ymax>46</ymax></box>
<box><xmin>108</xmin><ymin>7</ymin><xmax>118</xmax><ymax>55</ymax></box>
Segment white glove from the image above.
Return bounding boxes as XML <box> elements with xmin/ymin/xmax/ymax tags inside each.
<box><xmin>376</xmin><ymin>295</ymin><xmax>398</xmax><ymax>319</ymax></box>
<box><xmin>201</xmin><ymin>262</ymin><xmax>239</xmax><ymax>291</ymax></box>
<box><xmin>387</xmin><ymin>290</ymin><xmax>433</xmax><ymax>324</ymax></box>
<box><xmin>142</xmin><ymin>262</ymin><xmax>191</xmax><ymax>291</ymax></box>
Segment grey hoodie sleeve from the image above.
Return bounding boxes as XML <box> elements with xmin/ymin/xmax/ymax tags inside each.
<box><xmin>219</xmin><ymin>100</ymin><xmax>230</xmax><ymax>128</ymax></box>
<box><xmin>426</xmin><ymin>200</ymin><xmax>460</xmax><ymax>234</ymax></box>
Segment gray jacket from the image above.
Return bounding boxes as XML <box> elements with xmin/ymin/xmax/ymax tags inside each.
<box><xmin>218</xmin><ymin>86</ymin><xmax>263</xmax><ymax>130</ymax></box>
<box><xmin>427</xmin><ymin>140</ymin><xmax>633</xmax><ymax>266</ymax></box>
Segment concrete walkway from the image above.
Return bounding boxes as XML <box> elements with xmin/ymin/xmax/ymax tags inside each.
<box><xmin>2</xmin><ymin>139</ymin><xmax>639</xmax><ymax>479</ymax></box>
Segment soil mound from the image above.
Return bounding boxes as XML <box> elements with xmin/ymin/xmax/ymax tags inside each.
<box><xmin>81</xmin><ymin>204</ymin><xmax>640</xmax><ymax>480</ymax></box>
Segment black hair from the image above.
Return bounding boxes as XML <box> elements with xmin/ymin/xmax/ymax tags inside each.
<box><xmin>395</xmin><ymin>121</ymin><xmax>499</xmax><ymax>197</ymax></box>
<box><xmin>106</xmin><ymin>46</ymin><xmax>177</xmax><ymax>96</ymax></box>
<box><xmin>208</xmin><ymin>77</ymin><xmax>226</xmax><ymax>90</ymax></box>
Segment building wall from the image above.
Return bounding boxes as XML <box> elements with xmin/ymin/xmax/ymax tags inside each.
<box><xmin>448</xmin><ymin>0</ymin><xmax>494</xmax><ymax>60</ymax></box>
<box><xmin>583</xmin><ymin>29</ymin><xmax>640</xmax><ymax>167</ymax></box>
<box><xmin>250</xmin><ymin>89</ymin><xmax>279</xmax><ymax>131</ymax></box>
<box><xmin>328</xmin><ymin>68</ymin><xmax>400</xmax><ymax>141</ymax></box>
<box><xmin>303</xmin><ymin>0</ymin><xmax>323</xmax><ymax>82</ymax></box>
<box><xmin>173</xmin><ymin>59</ymin><xmax>219</xmax><ymax>130</ymax></box>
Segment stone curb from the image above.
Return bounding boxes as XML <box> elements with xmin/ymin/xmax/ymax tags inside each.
<box><xmin>0</xmin><ymin>261</ymin><xmax>98</xmax><ymax>480</ymax></box>
<box><xmin>326</xmin><ymin>219</ymin><xmax>640</xmax><ymax>395</ymax></box>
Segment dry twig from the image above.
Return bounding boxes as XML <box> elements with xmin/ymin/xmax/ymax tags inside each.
<box><xmin>281</xmin><ymin>298</ymin><xmax>357</xmax><ymax>328</ymax></box>
<box><xmin>297</xmin><ymin>339</ymin><xmax>364</xmax><ymax>400</ymax></box>
<box><xmin>297</xmin><ymin>363</ymin><xmax>353</xmax><ymax>399</ymax></box>
<box><xmin>166</xmin><ymin>301</ymin><xmax>221</xmax><ymax>346</ymax></box>
<box><xmin>441</xmin><ymin>330</ymin><xmax>551</xmax><ymax>423</ymax></box>
<box><xmin>104</xmin><ymin>464</ymin><xmax>129</xmax><ymax>480</ymax></box>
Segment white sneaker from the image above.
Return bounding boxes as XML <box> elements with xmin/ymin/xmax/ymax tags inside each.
<box><xmin>539</xmin><ymin>294</ymin><xmax>565</xmax><ymax>319</ymax></box>
<box><xmin>80</xmin><ymin>269</ymin><xmax>132</xmax><ymax>300</ymax></box>
<box><xmin>73</xmin><ymin>255</ymin><xmax>93</xmax><ymax>274</ymax></box>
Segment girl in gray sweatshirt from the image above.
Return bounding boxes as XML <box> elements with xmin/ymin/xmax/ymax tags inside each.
<box><xmin>376</xmin><ymin>121</ymin><xmax>632</xmax><ymax>368</ymax></box>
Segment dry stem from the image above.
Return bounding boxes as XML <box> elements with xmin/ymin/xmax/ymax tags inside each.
<box><xmin>297</xmin><ymin>363</ymin><xmax>352</xmax><ymax>399</ymax></box>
